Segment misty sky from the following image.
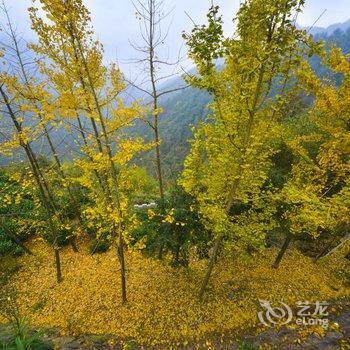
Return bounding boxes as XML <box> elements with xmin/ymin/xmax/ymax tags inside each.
<box><xmin>2</xmin><ymin>0</ymin><xmax>350</xmax><ymax>78</ymax></box>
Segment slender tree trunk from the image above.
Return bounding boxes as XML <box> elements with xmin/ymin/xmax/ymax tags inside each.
<box><xmin>146</xmin><ymin>0</ymin><xmax>165</xmax><ymax>211</ymax></box>
<box><xmin>172</xmin><ymin>242</ymin><xmax>180</xmax><ymax>266</ymax></box>
<box><xmin>197</xmin><ymin>174</ymin><xmax>241</xmax><ymax>301</ymax></box>
<box><xmin>153</xmin><ymin>108</ymin><xmax>166</xmax><ymax>259</ymax></box>
<box><xmin>54</xmin><ymin>248</ymin><xmax>63</xmax><ymax>283</ymax></box>
<box><xmin>3</xmin><ymin>22</ymin><xmax>59</xmax><ymax>214</ymax></box>
<box><xmin>273</xmin><ymin>234</ymin><xmax>293</xmax><ymax>269</ymax></box>
<box><xmin>117</xmin><ymin>233</ymin><xmax>127</xmax><ymax>304</ymax></box>
<box><xmin>0</xmin><ymin>85</ymin><xmax>64</xmax><ymax>283</ymax></box>
<box><xmin>157</xmin><ymin>243</ymin><xmax>164</xmax><ymax>259</ymax></box>
<box><xmin>132</xmin><ymin>0</ymin><xmax>190</xmax><ymax>260</ymax></box>
<box><xmin>198</xmin><ymin>236</ymin><xmax>223</xmax><ymax>301</ymax></box>
<box><xmin>316</xmin><ymin>234</ymin><xmax>350</xmax><ymax>260</ymax></box>
<box><xmin>154</xmin><ymin>115</ymin><xmax>165</xmax><ymax>206</ymax></box>
<box><xmin>69</xmin><ymin>237</ymin><xmax>79</xmax><ymax>253</ymax></box>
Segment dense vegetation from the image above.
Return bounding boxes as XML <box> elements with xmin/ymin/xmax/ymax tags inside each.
<box><xmin>130</xmin><ymin>25</ymin><xmax>350</xmax><ymax>179</ymax></box>
<box><xmin>0</xmin><ymin>0</ymin><xmax>349</xmax><ymax>348</ymax></box>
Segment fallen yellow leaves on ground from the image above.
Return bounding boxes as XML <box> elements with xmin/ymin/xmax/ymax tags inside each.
<box><xmin>0</xmin><ymin>241</ymin><xmax>349</xmax><ymax>348</ymax></box>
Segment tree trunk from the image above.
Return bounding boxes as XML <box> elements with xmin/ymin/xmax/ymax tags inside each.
<box><xmin>0</xmin><ymin>85</ymin><xmax>64</xmax><ymax>283</ymax></box>
<box><xmin>273</xmin><ymin>235</ymin><xmax>293</xmax><ymax>269</ymax></box>
<box><xmin>157</xmin><ymin>243</ymin><xmax>164</xmax><ymax>259</ymax></box>
<box><xmin>314</xmin><ymin>236</ymin><xmax>338</xmax><ymax>261</ymax></box>
<box><xmin>154</xmin><ymin>115</ymin><xmax>166</xmax><ymax>260</ymax></box>
<box><xmin>316</xmin><ymin>234</ymin><xmax>350</xmax><ymax>260</ymax></box>
<box><xmin>117</xmin><ymin>236</ymin><xmax>127</xmax><ymax>304</ymax></box>
<box><xmin>197</xmin><ymin>175</ymin><xmax>242</xmax><ymax>301</ymax></box>
<box><xmin>198</xmin><ymin>236</ymin><xmax>223</xmax><ymax>301</ymax></box>
<box><xmin>172</xmin><ymin>244</ymin><xmax>180</xmax><ymax>266</ymax></box>
<box><xmin>54</xmin><ymin>248</ymin><xmax>63</xmax><ymax>283</ymax></box>
<box><xmin>69</xmin><ymin>237</ymin><xmax>79</xmax><ymax>253</ymax></box>
<box><xmin>154</xmin><ymin>116</ymin><xmax>165</xmax><ymax>206</ymax></box>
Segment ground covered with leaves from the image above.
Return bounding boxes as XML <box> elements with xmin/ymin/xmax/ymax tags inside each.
<box><xmin>0</xmin><ymin>241</ymin><xmax>349</xmax><ymax>349</ymax></box>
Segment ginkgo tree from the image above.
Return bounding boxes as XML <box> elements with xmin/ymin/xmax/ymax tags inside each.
<box><xmin>0</xmin><ymin>2</ymin><xmax>83</xmax><ymax>252</ymax></box>
<box><xmin>29</xmin><ymin>0</ymin><xmax>150</xmax><ymax>303</ymax></box>
<box><xmin>272</xmin><ymin>47</ymin><xmax>350</xmax><ymax>267</ymax></box>
<box><xmin>180</xmin><ymin>0</ymin><xmax>314</xmax><ymax>300</ymax></box>
<box><xmin>0</xmin><ymin>71</ymin><xmax>67</xmax><ymax>283</ymax></box>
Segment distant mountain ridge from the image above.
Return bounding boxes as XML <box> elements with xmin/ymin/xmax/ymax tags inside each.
<box><xmin>2</xmin><ymin>19</ymin><xmax>350</xmax><ymax>174</ymax></box>
<box><xmin>302</xmin><ymin>18</ymin><xmax>350</xmax><ymax>36</ymax></box>
<box><xmin>131</xmin><ymin>22</ymin><xmax>350</xmax><ymax>179</ymax></box>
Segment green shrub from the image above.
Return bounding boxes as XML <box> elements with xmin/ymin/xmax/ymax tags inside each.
<box><xmin>123</xmin><ymin>339</ymin><xmax>141</xmax><ymax>350</ymax></box>
<box><xmin>130</xmin><ymin>185</ymin><xmax>211</xmax><ymax>265</ymax></box>
<box><xmin>89</xmin><ymin>239</ymin><xmax>110</xmax><ymax>254</ymax></box>
<box><xmin>0</xmin><ymin>234</ymin><xmax>25</xmax><ymax>257</ymax></box>
<box><xmin>0</xmin><ymin>319</ymin><xmax>52</xmax><ymax>350</ymax></box>
<box><xmin>0</xmin><ymin>168</ymin><xmax>36</xmax><ymax>257</ymax></box>
<box><xmin>0</xmin><ymin>237</ymin><xmax>15</xmax><ymax>256</ymax></box>
<box><xmin>43</xmin><ymin>225</ymin><xmax>70</xmax><ymax>248</ymax></box>
<box><xmin>238</xmin><ymin>340</ymin><xmax>258</xmax><ymax>350</ymax></box>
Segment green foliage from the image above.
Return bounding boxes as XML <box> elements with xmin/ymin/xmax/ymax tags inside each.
<box><xmin>0</xmin><ymin>168</ymin><xmax>36</xmax><ymax>256</ymax></box>
<box><xmin>181</xmin><ymin>0</ymin><xmax>312</xmax><ymax>255</ymax></box>
<box><xmin>131</xmin><ymin>185</ymin><xmax>211</xmax><ymax>265</ymax></box>
<box><xmin>122</xmin><ymin>339</ymin><xmax>141</xmax><ymax>350</ymax></box>
<box><xmin>125</xmin><ymin>166</ymin><xmax>158</xmax><ymax>203</ymax></box>
<box><xmin>182</xmin><ymin>5</ymin><xmax>229</xmax><ymax>76</ymax></box>
<box><xmin>237</xmin><ymin>340</ymin><xmax>258</xmax><ymax>350</ymax></box>
<box><xmin>89</xmin><ymin>239</ymin><xmax>110</xmax><ymax>254</ymax></box>
<box><xmin>43</xmin><ymin>225</ymin><xmax>70</xmax><ymax>248</ymax></box>
<box><xmin>0</xmin><ymin>281</ymin><xmax>51</xmax><ymax>350</ymax></box>
<box><xmin>127</xmin><ymin>28</ymin><xmax>350</xmax><ymax>182</ymax></box>
<box><xmin>0</xmin><ymin>319</ymin><xmax>51</xmax><ymax>350</ymax></box>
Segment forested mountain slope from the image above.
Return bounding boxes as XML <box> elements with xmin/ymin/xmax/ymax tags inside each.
<box><xmin>130</xmin><ymin>21</ymin><xmax>350</xmax><ymax>179</ymax></box>
<box><xmin>1</xmin><ymin>20</ymin><xmax>350</xmax><ymax>173</ymax></box>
